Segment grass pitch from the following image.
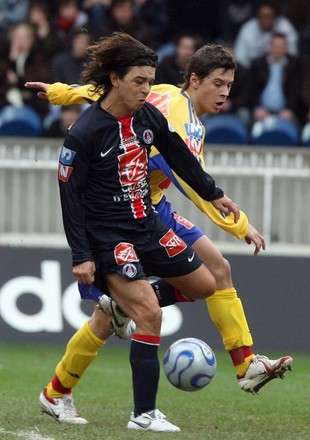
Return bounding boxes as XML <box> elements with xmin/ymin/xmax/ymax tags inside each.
<box><xmin>0</xmin><ymin>343</ymin><xmax>309</xmax><ymax>440</ymax></box>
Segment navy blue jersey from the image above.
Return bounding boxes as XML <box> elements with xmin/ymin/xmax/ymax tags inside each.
<box><xmin>58</xmin><ymin>101</ymin><xmax>223</xmax><ymax>263</ymax></box>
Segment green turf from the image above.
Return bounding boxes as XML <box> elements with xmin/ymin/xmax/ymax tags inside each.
<box><xmin>0</xmin><ymin>343</ymin><xmax>309</xmax><ymax>440</ymax></box>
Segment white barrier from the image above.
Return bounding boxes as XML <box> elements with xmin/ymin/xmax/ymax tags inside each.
<box><xmin>1</xmin><ymin>138</ymin><xmax>310</xmax><ymax>253</ymax></box>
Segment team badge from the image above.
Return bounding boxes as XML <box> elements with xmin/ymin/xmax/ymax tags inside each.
<box><xmin>159</xmin><ymin>229</ymin><xmax>187</xmax><ymax>257</ymax></box>
<box><xmin>143</xmin><ymin>129</ymin><xmax>154</xmax><ymax>144</ymax></box>
<box><xmin>58</xmin><ymin>163</ymin><xmax>73</xmax><ymax>182</ymax></box>
<box><xmin>122</xmin><ymin>263</ymin><xmax>138</xmax><ymax>278</ymax></box>
<box><xmin>114</xmin><ymin>242</ymin><xmax>139</xmax><ymax>264</ymax></box>
<box><xmin>59</xmin><ymin>146</ymin><xmax>76</xmax><ymax>165</ymax></box>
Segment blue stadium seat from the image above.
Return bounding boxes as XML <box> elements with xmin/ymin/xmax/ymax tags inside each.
<box><xmin>204</xmin><ymin>114</ymin><xmax>248</xmax><ymax>145</ymax></box>
<box><xmin>251</xmin><ymin>116</ymin><xmax>299</xmax><ymax>147</ymax></box>
<box><xmin>0</xmin><ymin>105</ymin><xmax>42</xmax><ymax>137</ymax></box>
<box><xmin>301</xmin><ymin>122</ymin><xmax>310</xmax><ymax>147</ymax></box>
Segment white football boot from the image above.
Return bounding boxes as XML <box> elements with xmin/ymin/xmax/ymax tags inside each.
<box><xmin>98</xmin><ymin>294</ymin><xmax>136</xmax><ymax>339</ymax></box>
<box><xmin>127</xmin><ymin>409</ymin><xmax>180</xmax><ymax>432</ymax></box>
<box><xmin>238</xmin><ymin>354</ymin><xmax>293</xmax><ymax>394</ymax></box>
<box><xmin>39</xmin><ymin>389</ymin><xmax>88</xmax><ymax>424</ymax></box>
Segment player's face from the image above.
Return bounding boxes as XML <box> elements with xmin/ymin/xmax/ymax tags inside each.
<box><xmin>193</xmin><ymin>68</ymin><xmax>235</xmax><ymax>116</ymax></box>
<box><xmin>115</xmin><ymin>65</ymin><xmax>156</xmax><ymax>114</ymax></box>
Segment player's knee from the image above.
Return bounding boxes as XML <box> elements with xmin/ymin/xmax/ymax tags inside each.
<box><xmin>212</xmin><ymin>257</ymin><xmax>232</xmax><ymax>282</ymax></box>
<box><xmin>188</xmin><ymin>274</ymin><xmax>216</xmax><ymax>300</ymax></box>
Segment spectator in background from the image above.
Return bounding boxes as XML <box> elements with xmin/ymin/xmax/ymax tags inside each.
<box><xmin>100</xmin><ymin>0</ymin><xmax>155</xmax><ymax>47</ymax></box>
<box><xmin>0</xmin><ymin>22</ymin><xmax>51</xmax><ymax>118</ymax></box>
<box><xmin>51</xmin><ymin>28</ymin><xmax>92</xmax><ymax>84</ymax></box>
<box><xmin>134</xmin><ymin>0</ymin><xmax>169</xmax><ymax>51</ymax></box>
<box><xmin>219</xmin><ymin>46</ymin><xmax>251</xmax><ymax>126</ymax></box>
<box><xmin>55</xmin><ymin>0</ymin><xmax>89</xmax><ymax>44</ymax></box>
<box><xmin>234</xmin><ymin>2</ymin><xmax>299</xmax><ymax>68</ymax></box>
<box><xmin>217</xmin><ymin>0</ymin><xmax>259</xmax><ymax>44</ymax></box>
<box><xmin>42</xmin><ymin>104</ymin><xmax>82</xmax><ymax>138</ymax></box>
<box><xmin>27</xmin><ymin>1</ymin><xmax>63</xmax><ymax>57</ymax></box>
<box><xmin>0</xmin><ymin>0</ymin><xmax>29</xmax><ymax>38</ymax></box>
<box><xmin>248</xmin><ymin>32</ymin><xmax>304</xmax><ymax>126</ymax></box>
<box><xmin>79</xmin><ymin>0</ymin><xmax>111</xmax><ymax>38</ymax></box>
<box><xmin>154</xmin><ymin>33</ymin><xmax>201</xmax><ymax>86</ymax></box>
<box><xmin>166</xmin><ymin>0</ymin><xmax>220</xmax><ymax>44</ymax></box>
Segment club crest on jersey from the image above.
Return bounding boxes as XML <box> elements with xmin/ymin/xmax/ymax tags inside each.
<box><xmin>159</xmin><ymin>229</ymin><xmax>187</xmax><ymax>257</ymax></box>
<box><xmin>59</xmin><ymin>146</ymin><xmax>76</xmax><ymax>165</ymax></box>
<box><xmin>114</xmin><ymin>242</ymin><xmax>139</xmax><ymax>264</ymax></box>
<box><xmin>173</xmin><ymin>213</ymin><xmax>194</xmax><ymax>230</ymax></box>
<box><xmin>143</xmin><ymin>129</ymin><xmax>154</xmax><ymax>144</ymax></box>
<box><xmin>122</xmin><ymin>263</ymin><xmax>138</xmax><ymax>278</ymax></box>
<box><xmin>58</xmin><ymin>163</ymin><xmax>73</xmax><ymax>182</ymax></box>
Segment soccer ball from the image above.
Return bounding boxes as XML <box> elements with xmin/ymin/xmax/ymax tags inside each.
<box><xmin>163</xmin><ymin>337</ymin><xmax>217</xmax><ymax>392</ymax></box>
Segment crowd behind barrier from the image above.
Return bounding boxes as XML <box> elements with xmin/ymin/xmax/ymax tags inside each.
<box><xmin>0</xmin><ymin>0</ymin><xmax>309</xmax><ymax>146</ymax></box>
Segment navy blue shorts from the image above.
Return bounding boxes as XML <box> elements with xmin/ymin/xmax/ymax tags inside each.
<box><xmin>80</xmin><ymin>200</ymin><xmax>204</xmax><ymax>300</ymax></box>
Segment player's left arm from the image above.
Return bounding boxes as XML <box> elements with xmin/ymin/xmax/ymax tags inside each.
<box><xmin>24</xmin><ymin>82</ymin><xmax>99</xmax><ymax>105</ymax></box>
<box><xmin>150</xmin><ymin>148</ymin><xmax>265</xmax><ymax>254</ymax></box>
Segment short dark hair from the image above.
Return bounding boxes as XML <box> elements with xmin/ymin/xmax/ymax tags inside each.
<box><xmin>81</xmin><ymin>32</ymin><xmax>158</xmax><ymax>96</ymax></box>
<box><xmin>181</xmin><ymin>44</ymin><xmax>236</xmax><ymax>90</ymax></box>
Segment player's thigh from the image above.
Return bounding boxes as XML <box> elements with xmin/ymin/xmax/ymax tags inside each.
<box><xmin>105</xmin><ymin>273</ymin><xmax>162</xmax><ymax>333</ymax></box>
<box><xmin>163</xmin><ymin>263</ymin><xmax>216</xmax><ymax>300</ymax></box>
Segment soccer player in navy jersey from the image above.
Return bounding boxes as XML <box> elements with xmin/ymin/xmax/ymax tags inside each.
<box><xmin>39</xmin><ymin>32</ymin><xmax>240</xmax><ymax>432</ymax></box>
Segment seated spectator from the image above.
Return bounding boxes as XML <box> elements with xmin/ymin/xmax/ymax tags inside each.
<box><xmin>234</xmin><ymin>1</ymin><xmax>299</xmax><ymax>68</ymax></box>
<box><xmin>0</xmin><ymin>0</ymin><xmax>29</xmax><ymax>39</ymax></box>
<box><xmin>27</xmin><ymin>1</ymin><xmax>63</xmax><ymax>57</ymax></box>
<box><xmin>51</xmin><ymin>28</ymin><xmax>92</xmax><ymax>84</ymax></box>
<box><xmin>55</xmin><ymin>0</ymin><xmax>89</xmax><ymax>44</ymax></box>
<box><xmin>248</xmin><ymin>32</ymin><xmax>304</xmax><ymax>126</ymax></box>
<box><xmin>0</xmin><ymin>22</ymin><xmax>51</xmax><ymax>118</ymax></box>
<box><xmin>42</xmin><ymin>104</ymin><xmax>82</xmax><ymax>138</ymax></box>
<box><xmin>217</xmin><ymin>0</ymin><xmax>259</xmax><ymax>44</ymax></box>
<box><xmin>79</xmin><ymin>0</ymin><xmax>111</xmax><ymax>38</ymax></box>
<box><xmin>100</xmin><ymin>0</ymin><xmax>155</xmax><ymax>47</ymax></box>
<box><xmin>134</xmin><ymin>0</ymin><xmax>169</xmax><ymax>50</ymax></box>
<box><xmin>154</xmin><ymin>33</ymin><xmax>201</xmax><ymax>86</ymax></box>
<box><xmin>220</xmin><ymin>47</ymin><xmax>251</xmax><ymax>126</ymax></box>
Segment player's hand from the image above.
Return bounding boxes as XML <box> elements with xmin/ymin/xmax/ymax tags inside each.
<box><xmin>211</xmin><ymin>195</ymin><xmax>240</xmax><ymax>223</ymax></box>
<box><xmin>72</xmin><ymin>261</ymin><xmax>96</xmax><ymax>284</ymax></box>
<box><xmin>24</xmin><ymin>81</ymin><xmax>50</xmax><ymax>101</ymax></box>
<box><xmin>245</xmin><ymin>223</ymin><xmax>266</xmax><ymax>256</ymax></box>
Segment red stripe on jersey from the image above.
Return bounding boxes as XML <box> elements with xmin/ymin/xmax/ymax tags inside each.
<box><xmin>132</xmin><ymin>333</ymin><xmax>161</xmax><ymax>346</ymax></box>
<box><xmin>118</xmin><ymin>116</ymin><xmax>148</xmax><ymax>219</ymax></box>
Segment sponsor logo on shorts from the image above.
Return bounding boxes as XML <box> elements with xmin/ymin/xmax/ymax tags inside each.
<box><xmin>173</xmin><ymin>213</ymin><xmax>194</xmax><ymax>230</ymax></box>
<box><xmin>159</xmin><ymin>229</ymin><xmax>187</xmax><ymax>257</ymax></box>
<box><xmin>122</xmin><ymin>263</ymin><xmax>137</xmax><ymax>278</ymax></box>
<box><xmin>114</xmin><ymin>242</ymin><xmax>139</xmax><ymax>265</ymax></box>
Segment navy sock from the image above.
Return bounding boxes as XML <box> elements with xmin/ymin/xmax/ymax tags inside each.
<box><xmin>151</xmin><ymin>279</ymin><xmax>194</xmax><ymax>307</ymax></box>
<box><xmin>130</xmin><ymin>337</ymin><xmax>160</xmax><ymax>416</ymax></box>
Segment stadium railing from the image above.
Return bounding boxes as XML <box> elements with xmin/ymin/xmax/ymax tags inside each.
<box><xmin>1</xmin><ymin>137</ymin><xmax>310</xmax><ymax>254</ymax></box>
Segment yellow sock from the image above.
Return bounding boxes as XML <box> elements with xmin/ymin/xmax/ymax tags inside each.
<box><xmin>206</xmin><ymin>288</ymin><xmax>253</xmax><ymax>351</ymax></box>
<box><xmin>235</xmin><ymin>354</ymin><xmax>255</xmax><ymax>377</ymax></box>
<box><xmin>46</xmin><ymin>321</ymin><xmax>105</xmax><ymax>398</ymax></box>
